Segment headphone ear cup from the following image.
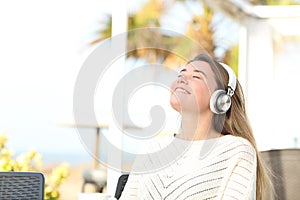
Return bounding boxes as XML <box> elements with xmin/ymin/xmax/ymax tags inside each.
<box><xmin>210</xmin><ymin>90</ymin><xmax>231</xmax><ymax>114</ymax></box>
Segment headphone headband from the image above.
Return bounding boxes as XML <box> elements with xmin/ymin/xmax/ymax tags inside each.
<box><xmin>219</xmin><ymin>63</ymin><xmax>236</xmax><ymax>96</ymax></box>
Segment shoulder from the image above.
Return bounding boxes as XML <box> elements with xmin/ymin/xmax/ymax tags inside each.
<box><xmin>218</xmin><ymin>135</ymin><xmax>257</xmax><ymax>162</ymax></box>
<box><xmin>221</xmin><ymin>135</ymin><xmax>255</xmax><ymax>152</ymax></box>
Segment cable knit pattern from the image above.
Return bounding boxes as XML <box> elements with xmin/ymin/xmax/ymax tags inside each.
<box><xmin>120</xmin><ymin>135</ymin><xmax>257</xmax><ymax>200</ymax></box>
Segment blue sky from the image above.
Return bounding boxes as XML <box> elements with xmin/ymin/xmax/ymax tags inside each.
<box><xmin>0</xmin><ymin>0</ymin><xmax>117</xmax><ymax>164</ymax></box>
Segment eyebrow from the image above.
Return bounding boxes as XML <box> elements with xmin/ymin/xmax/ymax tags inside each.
<box><xmin>193</xmin><ymin>69</ymin><xmax>207</xmax><ymax>78</ymax></box>
<box><xmin>179</xmin><ymin>68</ymin><xmax>207</xmax><ymax>78</ymax></box>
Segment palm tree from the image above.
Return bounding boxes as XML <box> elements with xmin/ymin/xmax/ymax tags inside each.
<box><xmin>90</xmin><ymin>0</ymin><xmax>235</xmax><ymax>68</ymax></box>
<box><xmin>90</xmin><ymin>0</ymin><xmax>300</xmax><ymax>74</ymax></box>
<box><xmin>91</xmin><ymin>0</ymin><xmax>175</xmax><ymax>64</ymax></box>
<box><xmin>163</xmin><ymin>2</ymin><xmax>220</xmax><ymax>67</ymax></box>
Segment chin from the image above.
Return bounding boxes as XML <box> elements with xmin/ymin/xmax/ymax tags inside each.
<box><xmin>170</xmin><ymin>93</ymin><xmax>179</xmax><ymax>110</ymax></box>
<box><xmin>170</xmin><ymin>101</ymin><xmax>180</xmax><ymax>112</ymax></box>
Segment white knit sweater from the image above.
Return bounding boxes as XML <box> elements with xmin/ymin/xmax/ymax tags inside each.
<box><xmin>119</xmin><ymin>135</ymin><xmax>257</xmax><ymax>200</ymax></box>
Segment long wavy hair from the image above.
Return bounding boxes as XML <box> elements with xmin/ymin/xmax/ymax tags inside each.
<box><xmin>188</xmin><ymin>54</ymin><xmax>274</xmax><ymax>200</ymax></box>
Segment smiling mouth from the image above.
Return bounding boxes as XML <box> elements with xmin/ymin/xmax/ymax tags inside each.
<box><xmin>175</xmin><ymin>87</ymin><xmax>190</xmax><ymax>94</ymax></box>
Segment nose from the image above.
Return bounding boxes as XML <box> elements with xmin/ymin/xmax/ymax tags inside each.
<box><xmin>177</xmin><ymin>74</ymin><xmax>188</xmax><ymax>84</ymax></box>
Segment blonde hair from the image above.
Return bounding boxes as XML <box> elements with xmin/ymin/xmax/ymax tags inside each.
<box><xmin>189</xmin><ymin>54</ymin><xmax>274</xmax><ymax>200</ymax></box>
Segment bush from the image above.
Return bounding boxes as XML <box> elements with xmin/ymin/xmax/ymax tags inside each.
<box><xmin>0</xmin><ymin>131</ymin><xmax>69</xmax><ymax>200</ymax></box>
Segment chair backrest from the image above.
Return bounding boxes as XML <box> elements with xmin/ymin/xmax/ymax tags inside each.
<box><xmin>260</xmin><ymin>148</ymin><xmax>300</xmax><ymax>200</ymax></box>
<box><xmin>0</xmin><ymin>172</ymin><xmax>44</xmax><ymax>200</ymax></box>
<box><xmin>114</xmin><ymin>174</ymin><xmax>129</xmax><ymax>200</ymax></box>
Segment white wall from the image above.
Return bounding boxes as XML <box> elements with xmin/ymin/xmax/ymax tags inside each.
<box><xmin>239</xmin><ymin>17</ymin><xmax>300</xmax><ymax>150</ymax></box>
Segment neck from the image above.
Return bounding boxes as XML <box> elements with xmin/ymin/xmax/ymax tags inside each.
<box><xmin>178</xmin><ymin>111</ymin><xmax>220</xmax><ymax>140</ymax></box>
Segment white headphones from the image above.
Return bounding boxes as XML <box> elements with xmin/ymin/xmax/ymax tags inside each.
<box><xmin>210</xmin><ymin>63</ymin><xmax>237</xmax><ymax>114</ymax></box>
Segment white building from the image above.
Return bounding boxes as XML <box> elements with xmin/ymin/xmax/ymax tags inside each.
<box><xmin>205</xmin><ymin>0</ymin><xmax>300</xmax><ymax>150</ymax></box>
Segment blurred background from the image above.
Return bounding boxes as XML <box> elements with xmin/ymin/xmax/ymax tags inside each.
<box><xmin>1</xmin><ymin>0</ymin><xmax>300</xmax><ymax>199</ymax></box>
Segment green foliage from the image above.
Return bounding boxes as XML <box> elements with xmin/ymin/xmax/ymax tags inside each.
<box><xmin>91</xmin><ymin>0</ymin><xmax>300</xmax><ymax>70</ymax></box>
<box><xmin>0</xmin><ymin>132</ymin><xmax>69</xmax><ymax>200</ymax></box>
<box><xmin>90</xmin><ymin>0</ymin><xmax>234</xmax><ymax>67</ymax></box>
<box><xmin>224</xmin><ymin>45</ymin><xmax>239</xmax><ymax>75</ymax></box>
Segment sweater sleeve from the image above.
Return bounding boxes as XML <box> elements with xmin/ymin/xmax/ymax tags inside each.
<box><xmin>221</xmin><ymin>143</ymin><xmax>257</xmax><ymax>200</ymax></box>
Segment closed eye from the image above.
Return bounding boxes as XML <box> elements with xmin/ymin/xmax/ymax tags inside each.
<box><xmin>193</xmin><ymin>75</ymin><xmax>201</xmax><ymax>79</ymax></box>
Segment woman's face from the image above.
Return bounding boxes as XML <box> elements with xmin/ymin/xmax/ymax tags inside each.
<box><xmin>170</xmin><ymin>60</ymin><xmax>217</xmax><ymax>114</ymax></box>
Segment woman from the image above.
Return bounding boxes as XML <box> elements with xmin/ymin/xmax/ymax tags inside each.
<box><xmin>119</xmin><ymin>54</ymin><xmax>272</xmax><ymax>199</ymax></box>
